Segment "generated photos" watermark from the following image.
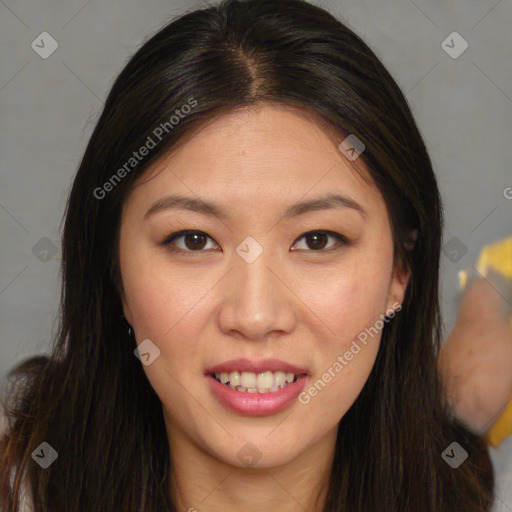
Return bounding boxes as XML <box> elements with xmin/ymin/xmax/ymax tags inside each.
<box><xmin>298</xmin><ymin>302</ymin><xmax>401</xmax><ymax>404</ymax></box>
<box><xmin>93</xmin><ymin>96</ymin><xmax>198</xmax><ymax>200</ymax></box>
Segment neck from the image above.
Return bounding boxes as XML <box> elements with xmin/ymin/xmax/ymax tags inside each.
<box><xmin>165</xmin><ymin>416</ymin><xmax>337</xmax><ymax>512</ymax></box>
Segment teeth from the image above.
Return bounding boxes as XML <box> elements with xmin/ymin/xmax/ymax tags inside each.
<box><xmin>213</xmin><ymin>370</ymin><xmax>302</xmax><ymax>393</ymax></box>
<box><xmin>275</xmin><ymin>371</ymin><xmax>287</xmax><ymax>387</ymax></box>
<box><xmin>240</xmin><ymin>371</ymin><xmax>256</xmax><ymax>388</ymax></box>
<box><xmin>256</xmin><ymin>371</ymin><xmax>274</xmax><ymax>389</ymax></box>
<box><xmin>230</xmin><ymin>371</ymin><xmax>240</xmax><ymax>387</ymax></box>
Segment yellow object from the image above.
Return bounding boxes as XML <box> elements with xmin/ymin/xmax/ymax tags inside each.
<box><xmin>459</xmin><ymin>235</ymin><xmax>512</xmax><ymax>448</ymax></box>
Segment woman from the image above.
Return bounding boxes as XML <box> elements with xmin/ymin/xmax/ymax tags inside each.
<box><xmin>0</xmin><ymin>0</ymin><xmax>497</xmax><ymax>510</ymax></box>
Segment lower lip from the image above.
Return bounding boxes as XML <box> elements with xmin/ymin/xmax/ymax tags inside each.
<box><xmin>206</xmin><ymin>374</ymin><xmax>308</xmax><ymax>416</ymax></box>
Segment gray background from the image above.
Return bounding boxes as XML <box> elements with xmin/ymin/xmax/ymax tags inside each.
<box><xmin>1</xmin><ymin>0</ymin><xmax>511</xmax><ymax>407</ymax></box>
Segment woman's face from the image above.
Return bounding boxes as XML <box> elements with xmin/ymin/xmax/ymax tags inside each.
<box><xmin>119</xmin><ymin>103</ymin><xmax>409</xmax><ymax>468</ymax></box>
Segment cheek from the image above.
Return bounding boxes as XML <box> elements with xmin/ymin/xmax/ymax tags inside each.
<box><xmin>122</xmin><ymin>264</ymin><xmax>210</xmax><ymax>414</ymax></box>
<box><xmin>119</xmin><ymin>252</ymin><xmax>201</xmax><ymax>395</ymax></box>
<box><xmin>125</xmin><ymin>271</ymin><xmax>208</xmax><ymax>356</ymax></box>
<box><xmin>300</xmin><ymin>257</ymin><xmax>392</xmax><ymax>345</ymax></box>
<box><xmin>296</xmin><ymin>254</ymin><xmax>392</xmax><ymax>414</ymax></box>
<box><xmin>120</xmin><ymin>236</ymin><xmax>205</xmax><ymax>336</ymax></box>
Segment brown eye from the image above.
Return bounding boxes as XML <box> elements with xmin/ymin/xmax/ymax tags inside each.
<box><xmin>162</xmin><ymin>230</ymin><xmax>219</xmax><ymax>253</ymax></box>
<box><xmin>291</xmin><ymin>230</ymin><xmax>348</xmax><ymax>252</ymax></box>
<box><xmin>183</xmin><ymin>232</ymin><xmax>207</xmax><ymax>250</ymax></box>
<box><xmin>305</xmin><ymin>232</ymin><xmax>328</xmax><ymax>250</ymax></box>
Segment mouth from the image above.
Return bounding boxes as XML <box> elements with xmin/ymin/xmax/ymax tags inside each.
<box><xmin>208</xmin><ymin>370</ymin><xmax>307</xmax><ymax>393</ymax></box>
<box><xmin>204</xmin><ymin>359</ymin><xmax>310</xmax><ymax>415</ymax></box>
<box><xmin>206</xmin><ymin>370</ymin><xmax>309</xmax><ymax>416</ymax></box>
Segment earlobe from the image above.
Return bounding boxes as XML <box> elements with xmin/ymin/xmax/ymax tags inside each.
<box><xmin>386</xmin><ymin>265</ymin><xmax>411</xmax><ymax>313</ymax></box>
<box><xmin>404</xmin><ymin>229</ymin><xmax>419</xmax><ymax>251</ymax></box>
<box><xmin>386</xmin><ymin>229</ymin><xmax>417</xmax><ymax>311</ymax></box>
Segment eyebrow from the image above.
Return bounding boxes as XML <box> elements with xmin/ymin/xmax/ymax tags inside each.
<box><xmin>143</xmin><ymin>193</ymin><xmax>367</xmax><ymax>221</ymax></box>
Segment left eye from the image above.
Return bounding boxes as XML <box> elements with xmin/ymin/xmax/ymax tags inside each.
<box><xmin>290</xmin><ymin>230</ymin><xmax>348</xmax><ymax>252</ymax></box>
<box><xmin>161</xmin><ymin>229</ymin><xmax>348</xmax><ymax>253</ymax></box>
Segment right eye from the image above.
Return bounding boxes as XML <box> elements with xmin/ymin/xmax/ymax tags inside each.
<box><xmin>161</xmin><ymin>230</ymin><xmax>220</xmax><ymax>253</ymax></box>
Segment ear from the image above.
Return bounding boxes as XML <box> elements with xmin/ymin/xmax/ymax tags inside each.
<box><xmin>386</xmin><ymin>263</ymin><xmax>411</xmax><ymax>312</ymax></box>
<box><xmin>385</xmin><ymin>229</ymin><xmax>417</xmax><ymax>312</ymax></box>
<box><xmin>403</xmin><ymin>229</ymin><xmax>418</xmax><ymax>252</ymax></box>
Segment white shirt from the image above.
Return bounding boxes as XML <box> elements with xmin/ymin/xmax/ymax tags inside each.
<box><xmin>489</xmin><ymin>435</ymin><xmax>512</xmax><ymax>511</ymax></box>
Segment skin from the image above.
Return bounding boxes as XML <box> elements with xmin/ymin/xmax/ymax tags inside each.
<box><xmin>439</xmin><ymin>269</ymin><xmax>512</xmax><ymax>436</ymax></box>
<box><xmin>119</xmin><ymin>103</ymin><xmax>410</xmax><ymax>512</ymax></box>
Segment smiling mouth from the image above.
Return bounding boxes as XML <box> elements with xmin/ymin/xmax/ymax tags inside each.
<box><xmin>209</xmin><ymin>370</ymin><xmax>306</xmax><ymax>393</ymax></box>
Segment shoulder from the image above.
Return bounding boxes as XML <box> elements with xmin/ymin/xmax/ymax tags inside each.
<box><xmin>0</xmin><ymin>411</ymin><xmax>35</xmax><ymax>512</ymax></box>
<box><xmin>18</xmin><ymin>481</ymin><xmax>35</xmax><ymax>512</ymax></box>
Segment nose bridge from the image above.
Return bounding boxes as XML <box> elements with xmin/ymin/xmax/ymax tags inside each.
<box><xmin>218</xmin><ymin>244</ymin><xmax>296</xmax><ymax>340</ymax></box>
<box><xmin>236</xmin><ymin>251</ymin><xmax>277</xmax><ymax>307</ymax></box>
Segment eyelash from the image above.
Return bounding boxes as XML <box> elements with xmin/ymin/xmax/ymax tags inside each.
<box><xmin>160</xmin><ymin>229</ymin><xmax>349</xmax><ymax>254</ymax></box>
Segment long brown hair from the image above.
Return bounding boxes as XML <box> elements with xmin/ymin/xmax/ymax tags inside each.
<box><xmin>0</xmin><ymin>0</ymin><xmax>493</xmax><ymax>510</ymax></box>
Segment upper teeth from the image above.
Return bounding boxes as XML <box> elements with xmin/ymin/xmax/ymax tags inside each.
<box><xmin>214</xmin><ymin>370</ymin><xmax>297</xmax><ymax>391</ymax></box>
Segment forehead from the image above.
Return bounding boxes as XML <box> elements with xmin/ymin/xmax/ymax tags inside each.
<box><xmin>126</xmin><ymin>103</ymin><xmax>385</xmax><ymax>222</ymax></box>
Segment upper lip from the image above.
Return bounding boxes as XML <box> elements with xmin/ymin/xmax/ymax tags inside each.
<box><xmin>205</xmin><ymin>358</ymin><xmax>309</xmax><ymax>375</ymax></box>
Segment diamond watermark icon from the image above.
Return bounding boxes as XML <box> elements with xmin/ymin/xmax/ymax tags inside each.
<box><xmin>134</xmin><ymin>338</ymin><xmax>161</xmax><ymax>366</ymax></box>
<box><xmin>236</xmin><ymin>442</ymin><xmax>263</xmax><ymax>467</ymax></box>
<box><xmin>442</xmin><ymin>442</ymin><xmax>468</xmax><ymax>468</ymax></box>
<box><xmin>338</xmin><ymin>134</ymin><xmax>365</xmax><ymax>161</ymax></box>
<box><xmin>32</xmin><ymin>237</ymin><xmax>58</xmax><ymax>263</ymax></box>
<box><xmin>442</xmin><ymin>236</ymin><xmax>468</xmax><ymax>263</ymax></box>
<box><xmin>31</xmin><ymin>32</ymin><xmax>59</xmax><ymax>59</ymax></box>
<box><xmin>236</xmin><ymin>236</ymin><xmax>263</xmax><ymax>264</ymax></box>
<box><xmin>32</xmin><ymin>442</ymin><xmax>58</xmax><ymax>469</ymax></box>
<box><xmin>441</xmin><ymin>32</ymin><xmax>468</xmax><ymax>59</ymax></box>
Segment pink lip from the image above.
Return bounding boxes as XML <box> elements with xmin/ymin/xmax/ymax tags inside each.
<box><xmin>205</xmin><ymin>358</ymin><xmax>309</xmax><ymax>375</ymax></box>
<box><xmin>206</xmin><ymin>374</ymin><xmax>308</xmax><ymax>416</ymax></box>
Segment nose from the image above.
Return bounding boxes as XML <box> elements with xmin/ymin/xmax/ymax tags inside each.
<box><xmin>217</xmin><ymin>252</ymin><xmax>297</xmax><ymax>342</ymax></box>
